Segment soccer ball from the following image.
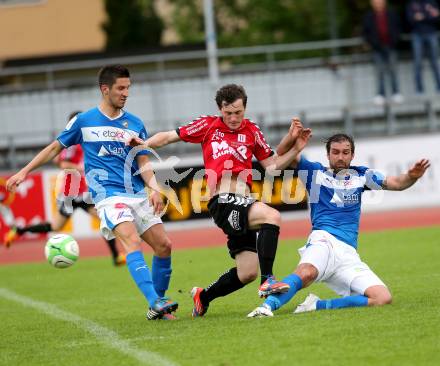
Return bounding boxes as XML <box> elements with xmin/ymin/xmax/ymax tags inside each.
<box><xmin>44</xmin><ymin>234</ymin><xmax>79</xmax><ymax>268</ymax></box>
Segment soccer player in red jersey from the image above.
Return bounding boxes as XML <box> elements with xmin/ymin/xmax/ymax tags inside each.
<box><xmin>128</xmin><ymin>84</ymin><xmax>311</xmax><ymax>317</ymax></box>
<box><xmin>4</xmin><ymin>111</ymin><xmax>125</xmax><ymax>266</ymax></box>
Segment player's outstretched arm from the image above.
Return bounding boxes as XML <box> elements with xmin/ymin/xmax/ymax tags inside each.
<box><xmin>6</xmin><ymin>140</ymin><xmax>63</xmax><ymax>192</ymax></box>
<box><xmin>382</xmin><ymin>159</ymin><xmax>430</xmax><ymax>191</ymax></box>
<box><xmin>276</xmin><ymin>127</ymin><xmax>312</xmax><ymax>170</ymax></box>
<box><xmin>127</xmin><ymin>130</ymin><xmax>181</xmax><ymax>149</ymax></box>
<box><xmin>136</xmin><ymin>155</ymin><xmax>165</xmax><ymax>215</ymax></box>
<box><xmin>261</xmin><ymin>128</ymin><xmax>312</xmax><ymax>172</ymax></box>
<box><xmin>147</xmin><ymin>130</ymin><xmax>181</xmax><ymax>148</ymax></box>
<box><xmin>276</xmin><ymin>117</ymin><xmax>303</xmax><ymax>156</ymax></box>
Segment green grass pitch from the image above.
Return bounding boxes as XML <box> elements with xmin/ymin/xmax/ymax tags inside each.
<box><xmin>0</xmin><ymin>226</ymin><xmax>439</xmax><ymax>366</ymax></box>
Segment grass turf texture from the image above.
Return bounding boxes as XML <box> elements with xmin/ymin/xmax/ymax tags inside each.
<box><xmin>0</xmin><ymin>226</ymin><xmax>439</xmax><ymax>366</ymax></box>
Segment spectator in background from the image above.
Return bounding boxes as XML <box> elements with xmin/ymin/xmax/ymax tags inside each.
<box><xmin>407</xmin><ymin>0</ymin><xmax>440</xmax><ymax>94</ymax></box>
<box><xmin>363</xmin><ymin>0</ymin><xmax>403</xmax><ymax>106</ymax></box>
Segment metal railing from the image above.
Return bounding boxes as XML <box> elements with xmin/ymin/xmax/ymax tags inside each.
<box><xmin>1</xmin><ymin>35</ymin><xmax>440</xmax><ymax>171</ymax></box>
<box><xmin>0</xmin><ymin>37</ymin><xmax>367</xmax><ymax>94</ymax></box>
<box><xmin>0</xmin><ymin>37</ymin><xmax>364</xmax><ymax>77</ymax></box>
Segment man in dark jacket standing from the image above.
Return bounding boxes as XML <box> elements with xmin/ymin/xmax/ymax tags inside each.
<box><xmin>363</xmin><ymin>0</ymin><xmax>403</xmax><ymax>105</ymax></box>
<box><xmin>407</xmin><ymin>0</ymin><xmax>440</xmax><ymax>94</ymax></box>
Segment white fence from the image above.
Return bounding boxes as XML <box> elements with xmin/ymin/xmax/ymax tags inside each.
<box><xmin>2</xmin><ymin>57</ymin><xmax>440</xmax><ymax>149</ymax></box>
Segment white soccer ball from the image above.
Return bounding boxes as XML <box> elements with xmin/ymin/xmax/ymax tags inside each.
<box><xmin>44</xmin><ymin>234</ymin><xmax>79</xmax><ymax>269</ymax></box>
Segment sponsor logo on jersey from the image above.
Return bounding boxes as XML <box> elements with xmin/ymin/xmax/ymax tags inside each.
<box><xmin>238</xmin><ymin>134</ymin><xmax>246</xmax><ymax>143</ymax></box>
<box><xmin>82</xmin><ymin>127</ymin><xmax>137</xmax><ymax>142</ymax></box>
<box><xmin>342</xmin><ymin>192</ymin><xmax>359</xmax><ymax>203</ymax></box>
<box><xmin>318</xmin><ymin>171</ymin><xmax>365</xmax><ymax>190</ymax></box>
<box><xmin>212</xmin><ymin>141</ymin><xmax>229</xmax><ymax>154</ymax></box>
<box><xmin>211</xmin><ymin>141</ymin><xmax>245</xmax><ymax>162</ymax></box>
<box><xmin>330</xmin><ymin>191</ymin><xmax>360</xmax><ymax>206</ymax></box>
<box><xmin>186</xmin><ymin>120</ymin><xmax>208</xmax><ymax>135</ymax></box>
<box><xmin>255</xmin><ymin>131</ymin><xmax>271</xmax><ymax>152</ymax></box>
<box><xmin>102</xmin><ymin>130</ymin><xmax>125</xmax><ymax>139</ymax></box>
<box><xmin>211</xmin><ymin>129</ymin><xmax>224</xmax><ymax>141</ymax></box>
<box><xmin>98</xmin><ymin>145</ymin><xmax>110</xmax><ymax>157</ymax></box>
<box><xmin>98</xmin><ymin>145</ymin><xmax>126</xmax><ymax>157</ymax></box>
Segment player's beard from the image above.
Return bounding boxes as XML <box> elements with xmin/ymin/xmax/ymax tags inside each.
<box><xmin>331</xmin><ymin>161</ymin><xmax>350</xmax><ymax>173</ymax></box>
<box><xmin>109</xmin><ymin>95</ymin><xmax>126</xmax><ymax>110</ymax></box>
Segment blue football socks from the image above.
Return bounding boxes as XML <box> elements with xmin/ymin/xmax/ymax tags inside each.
<box><xmin>316</xmin><ymin>295</ymin><xmax>368</xmax><ymax>310</ymax></box>
<box><xmin>152</xmin><ymin>256</ymin><xmax>172</xmax><ymax>297</ymax></box>
<box><xmin>126</xmin><ymin>251</ymin><xmax>159</xmax><ymax>306</ymax></box>
<box><xmin>264</xmin><ymin>273</ymin><xmax>303</xmax><ymax>311</ymax></box>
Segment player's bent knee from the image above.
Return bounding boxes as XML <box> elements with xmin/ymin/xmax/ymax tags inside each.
<box><xmin>249</xmin><ymin>203</ymin><xmax>281</xmax><ymax>227</ymax></box>
<box><xmin>238</xmin><ymin>270</ymin><xmax>258</xmax><ymax>284</ymax></box>
<box><xmin>366</xmin><ymin>286</ymin><xmax>392</xmax><ymax>306</ymax></box>
<box><xmin>375</xmin><ymin>292</ymin><xmax>392</xmax><ymax>306</ymax></box>
<box><xmin>154</xmin><ymin>237</ymin><xmax>172</xmax><ymax>257</ymax></box>
<box><xmin>237</xmin><ymin>264</ymin><xmax>258</xmax><ymax>284</ymax></box>
<box><xmin>264</xmin><ymin>207</ymin><xmax>281</xmax><ymax>226</ymax></box>
<box><xmin>295</xmin><ymin>264</ymin><xmax>318</xmax><ymax>287</ymax></box>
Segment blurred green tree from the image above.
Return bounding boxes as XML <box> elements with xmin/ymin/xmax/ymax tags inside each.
<box><xmin>168</xmin><ymin>0</ymin><xmax>406</xmax><ymax>47</ymax></box>
<box><xmin>102</xmin><ymin>0</ymin><xmax>164</xmax><ymax>51</ymax></box>
<box><xmin>169</xmin><ymin>0</ymin><xmax>349</xmax><ymax>47</ymax></box>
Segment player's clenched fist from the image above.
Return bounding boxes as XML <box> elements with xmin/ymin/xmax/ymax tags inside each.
<box><xmin>6</xmin><ymin>171</ymin><xmax>26</xmax><ymax>192</ymax></box>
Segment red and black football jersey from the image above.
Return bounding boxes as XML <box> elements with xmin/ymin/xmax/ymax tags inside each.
<box><xmin>177</xmin><ymin>115</ymin><xmax>273</xmax><ymax>190</ymax></box>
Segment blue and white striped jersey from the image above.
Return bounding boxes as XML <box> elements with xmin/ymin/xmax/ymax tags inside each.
<box><xmin>57</xmin><ymin>107</ymin><xmax>149</xmax><ymax>203</ymax></box>
<box><xmin>297</xmin><ymin>155</ymin><xmax>385</xmax><ymax>249</ymax></box>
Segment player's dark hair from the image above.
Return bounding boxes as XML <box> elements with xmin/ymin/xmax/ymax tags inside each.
<box><xmin>325</xmin><ymin>133</ymin><xmax>355</xmax><ymax>154</ymax></box>
<box><xmin>98</xmin><ymin>64</ymin><xmax>130</xmax><ymax>89</ymax></box>
<box><xmin>215</xmin><ymin>84</ymin><xmax>247</xmax><ymax>109</ymax></box>
<box><xmin>67</xmin><ymin>110</ymin><xmax>82</xmax><ymax>121</ymax></box>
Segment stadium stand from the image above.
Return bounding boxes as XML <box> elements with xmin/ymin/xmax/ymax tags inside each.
<box><xmin>1</xmin><ymin>37</ymin><xmax>439</xmax><ymax>170</ymax></box>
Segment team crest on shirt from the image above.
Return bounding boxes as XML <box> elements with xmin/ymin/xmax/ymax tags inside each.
<box><xmin>122</xmin><ymin>120</ymin><xmax>129</xmax><ymax>128</ymax></box>
<box><xmin>237</xmin><ymin>134</ymin><xmax>246</xmax><ymax>143</ymax></box>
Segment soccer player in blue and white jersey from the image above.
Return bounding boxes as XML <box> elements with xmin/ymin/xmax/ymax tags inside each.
<box><xmin>248</xmin><ymin>129</ymin><xmax>430</xmax><ymax>317</ymax></box>
<box><xmin>7</xmin><ymin>65</ymin><xmax>178</xmax><ymax>320</ymax></box>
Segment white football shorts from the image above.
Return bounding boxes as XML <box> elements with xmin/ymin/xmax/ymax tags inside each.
<box><xmin>298</xmin><ymin>230</ymin><xmax>386</xmax><ymax>297</ymax></box>
<box><xmin>95</xmin><ymin>196</ymin><xmax>162</xmax><ymax>240</ymax></box>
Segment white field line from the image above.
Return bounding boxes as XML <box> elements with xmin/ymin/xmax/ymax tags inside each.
<box><xmin>0</xmin><ymin>288</ymin><xmax>178</xmax><ymax>366</ymax></box>
<box><xmin>65</xmin><ymin>335</ymin><xmax>167</xmax><ymax>348</ymax></box>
